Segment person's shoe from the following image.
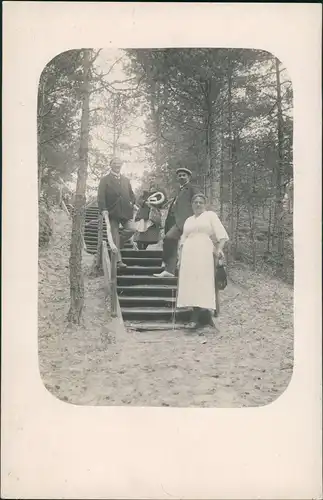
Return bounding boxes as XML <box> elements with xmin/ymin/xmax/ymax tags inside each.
<box><xmin>153</xmin><ymin>270</ymin><xmax>174</xmax><ymax>278</ymax></box>
<box><xmin>117</xmin><ymin>261</ymin><xmax>127</xmax><ymax>269</ymax></box>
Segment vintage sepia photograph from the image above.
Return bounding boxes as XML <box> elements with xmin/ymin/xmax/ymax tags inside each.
<box><xmin>4</xmin><ymin>3</ymin><xmax>322</xmax><ymax>497</ymax></box>
<box><xmin>38</xmin><ymin>47</ymin><xmax>294</xmax><ymax>408</ymax></box>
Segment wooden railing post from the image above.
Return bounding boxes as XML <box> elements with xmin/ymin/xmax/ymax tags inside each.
<box><xmin>102</xmin><ymin>241</ymin><xmax>111</xmax><ymax>296</ymax></box>
<box><xmin>61</xmin><ymin>199</ymin><xmax>70</xmax><ymax>217</ymax></box>
<box><xmin>102</xmin><ymin>241</ymin><xmax>118</xmax><ymax>318</ymax></box>
<box><xmin>102</xmin><ymin>212</ymin><xmax>119</xmax><ymax>319</ymax></box>
<box><xmin>110</xmin><ymin>252</ymin><xmax>118</xmax><ymax>317</ymax></box>
<box><xmin>96</xmin><ymin>214</ymin><xmax>103</xmax><ymax>270</ymax></box>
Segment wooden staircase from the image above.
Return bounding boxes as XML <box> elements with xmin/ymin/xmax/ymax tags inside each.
<box><xmin>83</xmin><ymin>206</ymin><xmax>191</xmax><ymax>329</ymax></box>
<box><xmin>117</xmin><ymin>246</ymin><xmax>191</xmax><ymax>329</ymax></box>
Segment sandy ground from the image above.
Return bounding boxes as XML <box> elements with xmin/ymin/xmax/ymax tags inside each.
<box><xmin>38</xmin><ymin>210</ymin><xmax>293</xmax><ymax>407</ymax></box>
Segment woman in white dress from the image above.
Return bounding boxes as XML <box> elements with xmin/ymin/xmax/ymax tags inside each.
<box><xmin>176</xmin><ymin>193</ymin><xmax>229</xmax><ymax>329</ymax></box>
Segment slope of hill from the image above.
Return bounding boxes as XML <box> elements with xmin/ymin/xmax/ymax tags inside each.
<box><xmin>38</xmin><ymin>209</ymin><xmax>293</xmax><ymax>407</ymax></box>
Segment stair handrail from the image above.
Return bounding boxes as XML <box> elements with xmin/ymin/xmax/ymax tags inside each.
<box><xmin>96</xmin><ymin>213</ymin><xmax>103</xmax><ymax>269</ymax></box>
<box><xmin>96</xmin><ymin>212</ymin><xmax>119</xmax><ymax>318</ymax></box>
<box><xmin>61</xmin><ymin>199</ymin><xmax>71</xmax><ymax>217</ymax></box>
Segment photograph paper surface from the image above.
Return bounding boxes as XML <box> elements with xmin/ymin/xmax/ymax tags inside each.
<box><xmin>2</xmin><ymin>3</ymin><xmax>322</xmax><ymax>499</ymax></box>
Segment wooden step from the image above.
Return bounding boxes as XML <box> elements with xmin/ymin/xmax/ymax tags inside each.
<box><xmin>84</xmin><ymin>235</ymin><xmax>107</xmax><ymax>243</ymax></box>
<box><xmin>84</xmin><ymin>246</ymin><xmax>97</xmax><ymax>255</ymax></box>
<box><xmin>84</xmin><ymin>223</ymin><xmax>108</xmax><ymax>230</ymax></box>
<box><xmin>120</xmin><ymin>249</ymin><xmax>163</xmax><ymax>259</ymax></box>
<box><xmin>124</xmin><ymin>321</ymin><xmax>188</xmax><ymax>332</ymax></box>
<box><xmin>118</xmin><ymin>267</ymin><xmax>179</xmax><ymax>277</ymax></box>
<box><xmin>119</xmin><ymin>295</ymin><xmax>176</xmax><ymax>308</ymax></box>
<box><xmin>117</xmin><ymin>266</ymin><xmax>164</xmax><ymax>276</ymax></box>
<box><xmin>85</xmin><ymin>209</ymin><xmax>99</xmax><ymax>217</ymax></box>
<box><xmin>117</xmin><ymin>284</ymin><xmax>177</xmax><ymax>297</ymax></box>
<box><xmin>117</xmin><ymin>275</ymin><xmax>178</xmax><ymax>286</ymax></box>
<box><xmin>121</xmin><ymin>306</ymin><xmax>191</xmax><ymax>321</ymax></box>
<box><xmin>84</xmin><ymin>244</ymin><xmax>161</xmax><ymax>257</ymax></box>
<box><xmin>122</xmin><ymin>257</ymin><xmax>162</xmax><ymax>267</ymax></box>
<box><xmin>83</xmin><ymin>236</ymin><xmax>102</xmax><ymax>243</ymax></box>
<box><xmin>84</xmin><ymin>239</ymin><xmax>138</xmax><ymax>254</ymax></box>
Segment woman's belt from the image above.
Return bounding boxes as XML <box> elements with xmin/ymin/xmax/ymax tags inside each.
<box><xmin>187</xmin><ymin>232</ymin><xmax>211</xmax><ymax>239</ymax></box>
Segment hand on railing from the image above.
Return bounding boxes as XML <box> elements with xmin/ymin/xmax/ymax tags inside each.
<box><xmin>110</xmin><ymin>242</ymin><xmax>118</xmax><ymax>254</ymax></box>
<box><xmin>102</xmin><ymin>211</ymin><xmax>118</xmax><ymax>255</ymax></box>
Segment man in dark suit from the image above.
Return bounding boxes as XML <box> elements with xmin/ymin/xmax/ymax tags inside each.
<box><xmin>154</xmin><ymin>168</ymin><xmax>200</xmax><ymax>277</ymax></box>
<box><xmin>97</xmin><ymin>157</ymin><xmax>137</xmax><ymax>268</ymax></box>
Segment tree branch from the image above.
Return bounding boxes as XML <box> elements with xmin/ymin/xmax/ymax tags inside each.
<box><xmin>38</xmin><ymin>101</ymin><xmax>56</xmax><ymax>119</ymax></box>
<box><xmin>91</xmin><ymin>75</ymin><xmax>144</xmax><ymax>95</ymax></box>
<box><xmin>90</xmin><ymin>49</ymin><xmax>102</xmax><ymax>64</ymax></box>
<box><xmin>89</xmin><ymin>107</ymin><xmax>106</xmax><ymax>113</ymax></box>
<box><xmin>131</xmin><ymin>137</ymin><xmax>158</xmax><ymax>149</ymax></box>
<box><xmin>39</xmin><ymin>126</ymin><xmax>80</xmax><ymax>146</ymax></box>
<box><xmin>93</xmin><ymin>55</ymin><xmax>125</xmax><ymax>78</ymax></box>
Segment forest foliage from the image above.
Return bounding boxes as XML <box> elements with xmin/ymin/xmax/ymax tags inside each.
<box><xmin>124</xmin><ymin>48</ymin><xmax>293</xmax><ymax>277</ymax></box>
<box><xmin>38</xmin><ymin>48</ymin><xmax>294</xmax><ymax>322</ymax></box>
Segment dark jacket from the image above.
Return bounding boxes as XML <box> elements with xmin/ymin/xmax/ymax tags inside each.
<box><xmin>135</xmin><ymin>190</ymin><xmax>150</xmax><ymax>221</ymax></box>
<box><xmin>165</xmin><ymin>182</ymin><xmax>200</xmax><ymax>233</ymax></box>
<box><xmin>97</xmin><ymin>173</ymin><xmax>135</xmax><ymax>222</ymax></box>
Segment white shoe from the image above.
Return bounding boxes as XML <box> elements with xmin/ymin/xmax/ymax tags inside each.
<box><xmin>153</xmin><ymin>270</ymin><xmax>175</xmax><ymax>278</ymax></box>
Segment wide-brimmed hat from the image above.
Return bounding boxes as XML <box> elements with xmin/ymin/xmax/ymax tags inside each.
<box><xmin>147</xmin><ymin>191</ymin><xmax>166</xmax><ymax>207</ymax></box>
<box><xmin>176</xmin><ymin>167</ymin><xmax>192</xmax><ymax>176</ymax></box>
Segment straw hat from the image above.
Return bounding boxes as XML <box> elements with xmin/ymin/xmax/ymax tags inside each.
<box><xmin>146</xmin><ymin>191</ymin><xmax>166</xmax><ymax>207</ymax></box>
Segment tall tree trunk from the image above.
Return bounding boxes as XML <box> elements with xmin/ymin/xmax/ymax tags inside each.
<box><xmin>271</xmin><ymin>200</ymin><xmax>277</xmax><ymax>249</ymax></box>
<box><xmin>219</xmin><ymin>104</ymin><xmax>225</xmax><ymax>221</ymax></box>
<box><xmin>267</xmin><ymin>198</ymin><xmax>273</xmax><ymax>253</ymax></box>
<box><xmin>37</xmin><ymin>78</ymin><xmax>46</xmax><ymax>198</ymax></box>
<box><xmin>227</xmin><ymin>63</ymin><xmax>235</xmax><ymax>262</ymax></box>
<box><xmin>235</xmin><ymin>201</ymin><xmax>240</xmax><ymax>254</ymax></box>
<box><xmin>290</xmin><ymin>183</ymin><xmax>293</xmax><ymax>214</ymax></box>
<box><xmin>205</xmin><ymin>79</ymin><xmax>214</xmax><ymax>202</ymax></box>
<box><xmin>150</xmin><ymin>81</ymin><xmax>162</xmax><ymax>170</ymax></box>
<box><xmin>38</xmin><ymin>148</ymin><xmax>44</xmax><ymax>199</ymax></box>
<box><xmin>250</xmin><ymin>162</ymin><xmax>257</xmax><ymax>270</ymax></box>
<box><xmin>274</xmin><ymin>57</ymin><xmax>285</xmax><ymax>272</ymax></box>
<box><xmin>248</xmin><ymin>204</ymin><xmax>256</xmax><ymax>271</ymax></box>
<box><xmin>112</xmin><ymin>95</ymin><xmax>117</xmax><ymax>156</ymax></box>
<box><xmin>67</xmin><ymin>49</ymin><xmax>91</xmax><ymax>324</ymax></box>
<box><xmin>267</xmin><ymin>164</ymin><xmax>275</xmax><ymax>253</ymax></box>
<box><xmin>262</xmin><ymin>202</ymin><xmax>266</xmax><ymax>220</ymax></box>
<box><xmin>230</xmin><ymin>134</ymin><xmax>239</xmax><ymax>259</ymax></box>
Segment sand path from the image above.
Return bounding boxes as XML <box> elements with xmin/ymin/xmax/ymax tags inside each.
<box><xmin>39</xmin><ymin>210</ymin><xmax>293</xmax><ymax>408</ymax></box>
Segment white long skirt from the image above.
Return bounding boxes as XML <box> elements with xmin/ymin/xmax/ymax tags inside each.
<box><xmin>176</xmin><ymin>233</ymin><xmax>216</xmax><ymax>310</ymax></box>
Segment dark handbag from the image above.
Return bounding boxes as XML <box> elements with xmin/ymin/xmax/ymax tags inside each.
<box><xmin>214</xmin><ymin>256</ymin><xmax>227</xmax><ymax>291</ymax></box>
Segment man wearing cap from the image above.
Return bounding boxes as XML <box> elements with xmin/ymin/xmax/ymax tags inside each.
<box><xmin>154</xmin><ymin>167</ymin><xmax>200</xmax><ymax>278</ymax></box>
<box><xmin>97</xmin><ymin>157</ymin><xmax>137</xmax><ymax>269</ymax></box>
